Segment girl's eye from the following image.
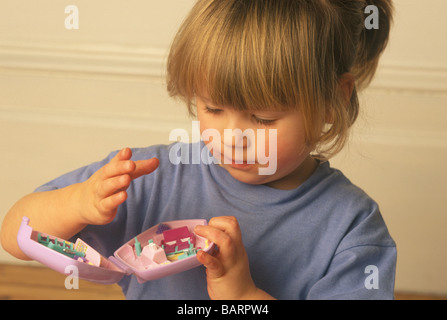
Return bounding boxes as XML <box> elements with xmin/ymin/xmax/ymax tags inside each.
<box><xmin>204</xmin><ymin>106</ymin><xmax>276</xmax><ymax>125</ymax></box>
<box><xmin>204</xmin><ymin>106</ymin><xmax>223</xmax><ymax>114</ymax></box>
<box><xmin>252</xmin><ymin>115</ymin><xmax>276</xmax><ymax>126</ymax></box>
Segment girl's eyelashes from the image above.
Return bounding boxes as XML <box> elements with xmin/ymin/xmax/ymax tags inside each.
<box><xmin>204</xmin><ymin>105</ymin><xmax>276</xmax><ymax>126</ymax></box>
<box><xmin>204</xmin><ymin>106</ymin><xmax>223</xmax><ymax>114</ymax></box>
<box><xmin>252</xmin><ymin>115</ymin><xmax>276</xmax><ymax>126</ymax></box>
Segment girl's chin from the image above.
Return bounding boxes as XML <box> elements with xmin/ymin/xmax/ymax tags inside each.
<box><xmin>221</xmin><ymin>163</ymin><xmax>277</xmax><ymax>185</ymax></box>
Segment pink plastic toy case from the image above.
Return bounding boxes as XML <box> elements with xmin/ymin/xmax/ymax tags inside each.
<box><xmin>17</xmin><ymin>216</ymin><xmax>214</xmax><ymax>284</ymax></box>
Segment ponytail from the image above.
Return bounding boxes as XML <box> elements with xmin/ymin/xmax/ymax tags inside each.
<box><xmin>352</xmin><ymin>0</ymin><xmax>394</xmax><ymax>90</ymax></box>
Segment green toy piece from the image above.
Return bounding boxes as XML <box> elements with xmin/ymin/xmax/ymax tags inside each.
<box><xmin>134</xmin><ymin>237</ymin><xmax>142</xmax><ymax>256</ymax></box>
<box><xmin>37</xmin><ymin>233</ymin><xmax>85</xmax><ymax>259</ymax></box>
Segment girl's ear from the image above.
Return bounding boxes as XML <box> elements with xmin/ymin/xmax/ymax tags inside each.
<box><xmin>339</xmin><ymin>73</ymin><xmax>355</xmax><ymax>105</ymax></box>
<box><xmin>325</xmin><ymin>73</ymin><xmax>355</xmax><ymax>124</ymax></box>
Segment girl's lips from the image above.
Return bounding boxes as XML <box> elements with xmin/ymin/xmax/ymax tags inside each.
<box><xmin>229</xmin><ymin>162</ymin><xmax>253</xmax><ymax>169</ymax></box>
<box><xmin>212</xmin><ymin>150</ymin><xmax>256</xmax><ymax>169</ymax></box>
<box><xmin>226</xmin><ymin>158</ymin><xmax>256</xmax><ymax>170</ymax></box>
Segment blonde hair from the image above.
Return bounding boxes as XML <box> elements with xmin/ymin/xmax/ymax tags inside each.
<box><xmin>167</xmin><ymin>0</ymin><xmax>393</xmax><ymax>159</ymax></box>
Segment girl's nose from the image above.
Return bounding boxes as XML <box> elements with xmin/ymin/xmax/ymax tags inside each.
<box><xmin>222</xmin><ymin>116</ymin><xmax>252</xmax><ymax>149</ymax></box>
<box><xmin>224</xmin><ymin>131</ymin><xmax>250</xmax><ymax>150</ymax></box>
<box><xmin>219</xmin><ymin>111</ymin><xmax>258</xmax><ymax>164</ymax></box>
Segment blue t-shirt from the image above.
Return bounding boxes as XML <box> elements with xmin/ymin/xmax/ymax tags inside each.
<box><xmin>35</xmin><ymin>142</ymin><xmax>396</xmax><ymax>299</ymax></box>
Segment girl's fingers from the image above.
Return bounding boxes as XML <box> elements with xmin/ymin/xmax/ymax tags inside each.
<box><xmin>102</xmin><ymin>149</ymin><xmax>159</xmax><ymax>180</ymax></box>
<box><xmin>102</xmin><ymin>159</ymin><xmax>135</xmax><ymax>180</ymax></box>
<box><xmin>100</xmin><ymin>148</ymin><xmax>133</xmax><ymax>178</ymax></box>
<box><xmin>194</xmin><ymin>220</ymin><xmax>239</xmax><ymax>264</ymax></box>
<box><xmin>96</xmin><ymin>158</ymin><xmax>158</xmax><ymax>203</ymax></box>
<box><xmin>97</xmin><ymin>191</ymin><xmax>128</xmax><ymax>217</ymax></box>
<box><xmin>97</xmin><ymin>174</ymin><xmax>132</xmax><ymax>199</ymax></box>
<box><xmin>197</xmin><ymin>250</ymin><xmax>225</xmax><ymax>278</ymax></box>
<box><xmin>130</xmin><ymin>158</ymin><xmax>160</xmax><ymax>180</ymax></box>
<box><xmin>208</xmin><ymin>216</ymin><xmax>243</xmax><ymax>244</ymax></box>
<box><xmin>92</xmin><ymin>148</ymin><xmax>159</xmax><ymax>214</ymax></box>
<box><xmin>111</xmin><ymin>147</ymin><xmax>132</xmax><ymax>163</ymax></box>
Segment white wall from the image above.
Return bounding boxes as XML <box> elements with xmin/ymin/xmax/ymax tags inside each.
<box><xmin>330</xmin><ymin>0</ymin><xmax>447</xmax><ymax>295</ymax></box>
<box><xmin>0</xmin><ymin>0</ymin><xmax>446</xmax><ymax>295</ymax></box>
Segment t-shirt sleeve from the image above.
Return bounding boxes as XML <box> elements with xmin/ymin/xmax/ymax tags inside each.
<box><xmin>306</xmin><ymin>203</ymin><xmax>397</xmax><ymax>300</ymax></box>
<box><xmin>34</xmin><ymin>150</ymin><xmax>119</xmax><ymax>193</ymax></box>
<box><xmin>306</xmin><ymin>244</ymin><xmax>397</xmax><ymax>299</ymax></box>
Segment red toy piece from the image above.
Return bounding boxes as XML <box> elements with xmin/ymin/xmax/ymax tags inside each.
<box><xmin>161</xmin><ymin>226</ymin><xmax>196</xmax><ymax>254</ymax></box>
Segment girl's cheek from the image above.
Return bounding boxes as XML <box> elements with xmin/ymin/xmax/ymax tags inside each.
<box><xmin>275</xmin><ymin>136</ymin><xmax>309</xmax><ymax>167</ymax></box>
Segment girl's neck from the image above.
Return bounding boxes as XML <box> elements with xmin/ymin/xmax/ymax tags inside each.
<box><xmin>265</xmin><ymin>156</ymin><xmax>318</xmax><ymax>190</ymax></box>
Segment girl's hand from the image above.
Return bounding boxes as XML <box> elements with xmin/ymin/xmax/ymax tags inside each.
<box><xmin>194</xmin><ymin>216</ymin><xmax>275</xmax><ymax>300</ymax></box>
<box><xmin>79</xmin><ymin>148</ymin><xmax>159</xmax><ymax>225</ymax></box>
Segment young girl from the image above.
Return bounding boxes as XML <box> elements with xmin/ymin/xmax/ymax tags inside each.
<box><xmin>1</xmin><ymin>0</ymin><xmax>396</xmax><ymax>299</ymax></box>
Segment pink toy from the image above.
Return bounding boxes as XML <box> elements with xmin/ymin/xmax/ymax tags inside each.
<box><xmin>17</xmin><ymin>216</ymin><xmax>214</xmax><ymax>284</ymax></box>
<box><xmin>162</xmin><ymin>226</ymin><xmax>196</xmax><ymax>254</ymax></box>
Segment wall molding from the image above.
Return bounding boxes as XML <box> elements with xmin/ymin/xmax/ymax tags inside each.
<box><xmin>350</xmin><ymin>126</ymin><xmax>447</xmax><ymax>149</ymax></box>
<box><xmin>0</xmin><ymin>40</ymin><xmax>168</xmax><ymax>80</ymax></box>
<box><xmin>0</xmin><ymin>105</ymin><xmax>190</xmax><ymax>134</ymax></box>
<box><xmin>0</xmin><ymin>40</ymin><xmax>446</xmax><ymax>148</ymax></box>
<box><xmin>371</xmin><ymin>61</ymin><xmax>447</xmax><ymax>95</ymax></box>
<box><xmin>0</xmin><ymin>40</ymin><xmax>446</xmax><ymax>93</ymax></box>
<box><xmin>0</xmin><ymin>40</ymin><xmax>185</xmax><ymax>136</ymax></box>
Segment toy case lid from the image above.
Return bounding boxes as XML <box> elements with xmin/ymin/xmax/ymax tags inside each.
<box><xmin>17</xmin><ymin>216</ymin><xmax>214</xmax><ymax>284</ymax></box>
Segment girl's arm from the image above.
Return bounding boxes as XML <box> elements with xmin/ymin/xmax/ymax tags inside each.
<box><xmin>1</xmin><ymin>184</ymin><xmax>89</xmax><ymax>260</ymax></box>
<box><xmin>0</xmin><ymin>148</ymin><xmax>159</xmax><ymax>260</ymax></box>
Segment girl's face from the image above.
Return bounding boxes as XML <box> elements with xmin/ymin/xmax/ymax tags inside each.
<box><xmin>196</xmin><ymin>95</ymin><xmax>317</xmax><ymax>190</ymax></box>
